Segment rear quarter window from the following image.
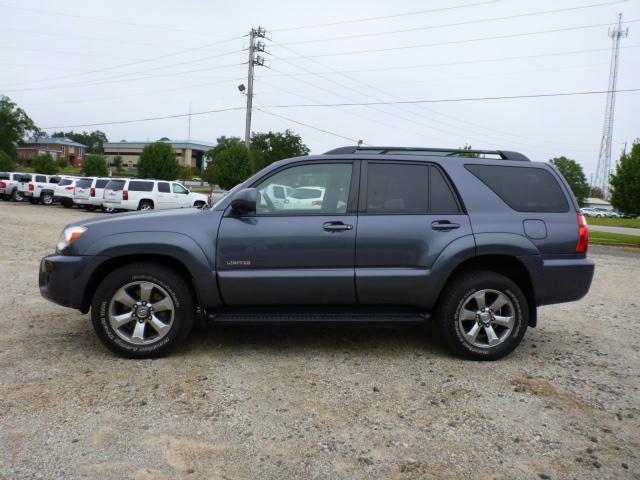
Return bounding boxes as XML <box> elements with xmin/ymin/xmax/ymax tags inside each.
<box><xmin>129</xmin><ymin>181</ymin><xmax>154</xmax><ymax>192</ymax></box>
<box><xmin>465</xmin><ymin>164</ymin><xmax>569</xmax><ymax>213</ymax></box>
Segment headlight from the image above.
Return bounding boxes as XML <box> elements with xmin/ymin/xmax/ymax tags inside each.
<box><xmin>56</xmin><ymin>226</ymin><xmax>87</xmax><ymax>253</ymax></box>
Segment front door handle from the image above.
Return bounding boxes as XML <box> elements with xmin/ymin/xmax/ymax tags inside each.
<box><xmin>431</xmin><ymin>220</ymin><xmax>460</xmax><ymax>231</ymax></box>
<box><xmin>323</xmin><ymin>221</ymin><xmax>353</xmax><ymax>232</ymax></box>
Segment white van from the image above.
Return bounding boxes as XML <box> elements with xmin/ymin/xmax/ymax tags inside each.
<box><xmin>74</xmin><ymin>177</ymin><xmax>113</xmax><ymax>211</ymax></box>
<box><xmin>102</xmin><ymin>179</ymin><xmax>208</xmax><ymax>212</ymax></box>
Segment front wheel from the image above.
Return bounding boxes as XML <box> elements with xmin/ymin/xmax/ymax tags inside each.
<box><xmin>436</xmin><ymin>271</ymin><xmax>528</xmax><ymax>361</ymax></box>
<box><xmin>91</xmin><ymin>263</ymin><xmax>194</xmax><ymax>358</ymax></box>
<box><xmin>41</xmin><ymin>193</ymin><xmax>54</xmax><ymax>205</ymax></box>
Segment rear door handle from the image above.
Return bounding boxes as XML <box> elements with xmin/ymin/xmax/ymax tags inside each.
<box><xmin>323</xmin><ymin>221</ymin><xmax>353</xmax><ymax>232</ymax></box>
<box><xmin>431</xmin><ymin>220</ymin><xmax>460</xmax><ymax>231</ymax></box>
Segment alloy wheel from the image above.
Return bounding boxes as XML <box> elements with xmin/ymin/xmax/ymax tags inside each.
<box><xmin>458</xmin><ymin>289</ymin><xmax>515</xmax><ymax>349</ymax></box>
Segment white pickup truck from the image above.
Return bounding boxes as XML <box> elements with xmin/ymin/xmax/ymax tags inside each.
<box><xmin>0</xmin><ymin>172</ymin><xmax>26</xmax><ymax>201</ymax></box>
<box><xmin>17</xmin><ymin>174</ymin><xmax>61</xmax><ymax>205</ymax></box>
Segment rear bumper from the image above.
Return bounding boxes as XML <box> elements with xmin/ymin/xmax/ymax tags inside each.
<box><xmin>521</xmin><ymin>255</ymin><xmax>595</xmax><ymax>306</ymax></box>
<box><xmin>39</xmin><ymin>255</ymin><xmax>108</xmax><ymax>312</ymax></box>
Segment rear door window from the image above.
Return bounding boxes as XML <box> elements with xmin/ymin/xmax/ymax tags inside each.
<box><xmin>158</xmin><ymin>182</ymin><xmax>170</xmax><ymax>193</ymax></box>
<box><xmin>129</xmin><ymin>181</ymin><xmax>154</xmax><ymax>192</ymax></box>
<box><xmin>465</xmin><ymin>164</ymin><xmax>569</xmax><ymax>213</ymax></box>
<box><xmin>366</xmin><ymin>163</ymin><xmax>429</xmax><ymax>214</ymax></box>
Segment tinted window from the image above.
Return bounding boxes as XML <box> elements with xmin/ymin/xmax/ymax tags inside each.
<box><xmin>49</xmin><ymin>176</ymin><xmax>61</xmax><ymax>184</ymax></box>
<box><xmin>430</xmin><ymin>166</ymin><xmax>460</xmax><ymax>214</ymax></box>
<box><xmin>173</xmin><ymin>183</ymin><xmax>188</xmax><ymax>194</ymax></box>
<box><xmin>59</xmin><ymin>179</ymin><xmax>73</xmax><ymax>186</ymax></box>
<box><xmin>105</xmin><ymin>180</ymin><xmax>125</xmax><ymax>191</ymax></box>
<box><xmin>95</xmin><ymin>179</ymin><xmax>109</xmax><ymax>188</ymax></box>
<box><xmin>129</xmin><ymin>181</ymin><xmax>154</xmax><ymax>192</ymax></box>
<box><xmin>77</xmin><ymin>178</ymin><xmax>93</xmax><ymax>188</ymax></box>
<box><xmin>366</xmin><ymin>163</ymin><xmax>428</xmax><ymax>214</ymax></box>
<box><xmin>254</xmin><ymin>163</ymin><xmax>352</xmax><ymax>215</ymax></box>
<box><xmin>158</xmin><ymin>182</ymin><xmax>170</xmax><ymax>193</ymax></box>
<box><xmin>0</xmin><ymin>173</ymin><xmax>9</xmax><ymax>180</ymax></box>
<box><xmin>465</xmin><ymin>165</ymin><xmax>569</xmax><ymax>213</ymax></box>
<box><xmin>35</xmin><ymin>175</ymin><xmax>47</xmax><ymax>182</ymax></box>
<box><xmin>20</xmin><ymin>174</ymin><xmax>31</xmax><ymax>182</ymax></box>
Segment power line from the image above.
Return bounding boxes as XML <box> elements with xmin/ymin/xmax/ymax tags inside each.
<box><xmin>278</xmin><ymin>19</ymin><xmax>640</xmax><ymax>59</ymax></box>
<box><xmin>261</xmin><ymin>44</ymin><xmax>640</xmax><ymax>77</ymax></box>
<box><xmin>40</xmin><ymin>106</ymin><xmax>246</xmax><ymax>130</ymax></box>
<box><xmin>281</xmin><ymin>1</ymin><xmax>628</xmax><ymax>45</ymax></box>
<box><xmin>0</xmin><ymin>2</ymin><xmax>231</xmax><ymax>38</ymax></box>
<box><xmin>271</xmin><ymin>0</ymin><xmax>499</xmax><ymax>32</ymax></box>
<box><xmin>261</xmin><ymin>88</ymin><xmax>640</xmax><ymax>107</ymax></box>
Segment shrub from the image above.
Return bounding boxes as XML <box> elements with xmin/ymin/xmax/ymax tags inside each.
<box><xmin>83</xmin><ymin>155</ymin><xmax>109</xmax><ymax>177</ymax></box>
<box><xmin>32</xmin><ymin>154</ymin><xmax>59</xmax><ymax>174</ymax></box>
<box><xmin>137</xmin><ymin>142</ymin><xmax>180</xmax><ymax>180</ymax></box>
<box><xmin>0</xmin><ymin>151</ymin><xmax>16</xmax><ymax>171</ymax></box>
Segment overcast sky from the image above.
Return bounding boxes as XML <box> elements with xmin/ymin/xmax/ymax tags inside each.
<box><xmin>2</xmin><ymin>0</ymin><xmax>639</xmax><ymax>179</ymax></box>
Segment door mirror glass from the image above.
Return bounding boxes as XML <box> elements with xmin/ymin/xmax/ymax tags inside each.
<box><xmin>230</xmin><ymin>188</ymin><xmax>257</xmax><ymax>214</ymax></box>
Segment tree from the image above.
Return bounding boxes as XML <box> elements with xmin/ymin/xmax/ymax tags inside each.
<box><xmin>205</xmin><ymin>136</ymin><xmax>243</xmax><ymax>164</ymax></box>
<box><xmin>205</xmin><ymin>143</ymin><xmax>254</xmax><ymax>190</ymax></box>
<box><xmin>158</xmin><ymin>137</ymin><xmax>171</xmax><ymax>142</ymax></box>
<box><xmin>549</xmin><ymin>156</ymin><xmax>590</xmax><ymax>204</ymax></box>
<box><xmin>250</xmin><ymin>130</ymin><xmax>310</xmax><ymax>171</ymax></box>
<box><xmin>32</xmin><ymin>154</ymin><xmax>59</xmax><ymax>174</ymax></box>
<box><xmin>51</xmin><ymin>130</ymin><xmax>108</xmax><ymax>154</ymax></box>
<box><xmin>112</xmin><ymin>155</ymin><xmax>123</xmax><ymax>173</ymax></box>
<box><xmin>610</xmin><ymin>139</ymin><xmax>640</xmax><ymax>214</ymax></box>
<box><xmin>590</xmin><ymin>186</ymin><xmax>604</xmax><ymax>199</ymax></box>
<box><xmin>458</xmin><ymin>144</ymin><xmax>479</xmax><ymax>158</ymax></box>
<box><xmin>0</xmin><ymin>151</ymin><xmax>16</xmax><ymax>171</ymax></box>
<box><xmin>83</xmin><ymin>155</ymin><xmax>109</xmax><ymax>177</ymax></box>
<box><xmin>0</xmin><ymin>95</ymin><xmax>39</xmax><ymax>157</ymax></box>
<box><xmin>137</xmin><ymin>142</ymin><xmax>180</xmax><ymax>180</ymax></box>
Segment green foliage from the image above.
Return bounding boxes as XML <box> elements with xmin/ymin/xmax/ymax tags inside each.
<box><xmin>549</xmin><ymin>156</ymin><xmax>590</xmax><ymax>204</ymax></box>
<box><xmin>590</xmin><ymin>186</ymin><xmax>604</xmax><ymax>199</ymax></box>
<box><xmin>205</xmin><ymin>136</ymin><xmax>243</xmax><ymax>164</ymax></box>
<box><xmin>179</xmin><ymin>166</ymin><xmax>194</xmax><ymax>180</ymax></box>
<box><xmin>137</xmin><ymin>142</ymin><xmax>180</xmax><ymax>180</ymax></box>
<box><xmin>205</xmin><ymin>143</ymin><xmax>254</xmax><ymax>190</ymax></box>
<box><xmin>0</xmin><ymin>151</ymin><xmax>16</xmax><ymax>171</ymax></box>
<box><xmin>56</xmin><ymin>156</ymin><xmax>69</xmax><ymax>169</ymax></box>
<box><xmin>250</xmin><ymin>130</ymin><xmax>310</xmax><ymax>171</ymax></box>
<box><xmin>51</xmin><ymin>130</ymin><xmax>108</xmax><ymax>154</ymax></box>
<box><xmin>610</xmin><ymin>140</ymin><xmax>640</xmax><ymax>214</ymax></box>
<box><xmin>0</xmin><ymin>95</ymin><xmax>39</xmax><ymax>158</ymax></box>
<box><xmin>158</xmin><ymin>137</ymin><xmax>171</xmax><ymax>141</ymax></box>
<box><xmin>83</xmin><ymin>155</ymin><xmax>109</xmax><ymax>177</ymax></box>
<box><xmin>32</xmin><ymin>155</ymin><xmax>59</xmax><ymax>175</ymax></box>
<box><xmin>112</xmin><ymin>155</ymin><xmax>123</xmax><ymax>173</ymax></box>
<box><xmin>458</xmin><ymin>144</ymin><xmax>479</xmax><ymax>158</ymax></box>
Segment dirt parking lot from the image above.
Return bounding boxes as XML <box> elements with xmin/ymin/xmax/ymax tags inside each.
<box><xmin>0</xmin><ymin>201</ymin><xmax>638</xmax><ymax>479</ymax></box>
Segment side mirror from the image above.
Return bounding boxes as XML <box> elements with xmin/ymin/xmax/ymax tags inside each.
<box><xmin>230</xmin><ymin>188</ymin><xmax>257</xmax><ymax>214</ymax></box>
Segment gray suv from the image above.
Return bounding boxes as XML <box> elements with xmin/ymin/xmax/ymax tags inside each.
<box><xmin>39</xmin><ymin>147</ymin><xmax>595</xmax><ymax>360</ymax></box>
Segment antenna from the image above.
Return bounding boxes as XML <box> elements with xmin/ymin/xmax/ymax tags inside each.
<box><xmin>594</xmin><ymin>13</ymin><xmax>629</xmax><ymax>199</ymax></box>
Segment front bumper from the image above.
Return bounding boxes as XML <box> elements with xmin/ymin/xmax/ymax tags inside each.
<box><xmin>39</xmin><ymin>255</ymin><xmax>108</xmax><ymax>312</ymax></box>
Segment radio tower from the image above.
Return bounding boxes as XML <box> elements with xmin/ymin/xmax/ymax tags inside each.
<box><xmin>594</xmin><ymin>13</ymin><xmax>628</xmax><ymax>198</ymax></box>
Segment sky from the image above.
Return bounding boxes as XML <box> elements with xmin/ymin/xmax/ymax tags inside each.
<box><xmin>1</xmin><ymin>0</ymin><xmax>639</xmax><ymax>180</ymax></box>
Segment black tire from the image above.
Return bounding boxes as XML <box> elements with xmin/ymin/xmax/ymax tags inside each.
<box><xmin>85</xmin><ymin>205</ymin><xmax>97</xmax><ymax>211</ymax></box>
<box><xmin>41</xmin><ymin>192</ymin><xmax>54</xmax><ymax>205</ymax></box>
<box><xmin>61</xmin><ymin>199</ymin><xmax>73</xmax><ymax>208</ymax></box>
<box><xmin>28</xmin><ymin>197</ymin><xmax>39</xmax><ymax>204</ymax></box>
<box><xmin>138</xmin><ymin>200</ymin><xmax>154</xmax><ymax>211</ymax></box>
<box><xmin>436</xmin><ymin>271</ymin><xmax>528</xmax><ymax>361</ymax></box>
<box><xmin>91</xmin><ymin>263</ymin><xmax>194</xmax><ymax>358</ymax></box>
<box><xmin>102</xmin><ymin>206</ymin><xmax>115</xmax><ymax>213</ymax></box>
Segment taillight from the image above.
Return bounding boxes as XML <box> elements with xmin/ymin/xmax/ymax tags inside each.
<box><xmin>29</xmin><ymin>183</ymin><xmax>35</xmax><ymax>191</ymax></box>
<box><xmin>576</xmin><ymin>213</ymin><xmax>589</xmax><ymax>253</ymax></box>
<box><xmin>90</xmin><ymin>187</ymin><xmax>95</xmax><ymax>197</ymax></box>
<box><xmin>123</xmin><ymin>190</ymin><xmax>128</xmax><ymax>200</ymax></box>
<box><xmin>0</xmin><ymin>182</ymin><xmax>6</xmax><ymax>188</ymax></box>
<box><xmin>65</xmin><ymin>186</ymin><xmax>75</xmax><ymax>191</ymax></box>
<box><xmin>312</xmin><ymin>200</ymin><xmax>323</xmax><ymax>206</ymax></box>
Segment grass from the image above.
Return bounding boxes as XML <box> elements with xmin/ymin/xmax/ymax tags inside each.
<box><xmin>587</xmin><ymin>217</ymin><xmax>640</xmax><ymax>229</ymax></box>
<box><xmin>589</xmin><ymin>231</ymin><xmax>640</xmax><ymax>248</ymax></box>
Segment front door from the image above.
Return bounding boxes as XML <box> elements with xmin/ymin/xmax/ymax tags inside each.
<box><xmin>217</xmin><ymin>161</ymin><xmax>358</xmax><ymax>305</ymax></box>
<box><xmin>355</xmin><ymin>161</ymin><xmax>472</xmax><ymax>307</ymax></box>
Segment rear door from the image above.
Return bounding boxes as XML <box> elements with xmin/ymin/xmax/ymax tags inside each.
<box><xmin>217</xmin><ymin>161</ymin><xmax>359</xmax><ymax>305</ymax></box>
<box><xmin>355</xmin><ymin>161</ymin><xmax>472</xmax><ymax>307</ymax></box>
<box><xmin>103</xmin><ymin>179</ymin><xmax>126</xmax><ymax>205</ymax></box>
<box><xmin>157</xmin><ymin>182</ymin><xmax>173</xmax><ymax>209</ymax></box>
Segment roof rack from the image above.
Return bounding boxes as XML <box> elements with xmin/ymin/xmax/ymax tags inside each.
<box><xmin>324</xmin><ymin>146</ymin><xmax>530</xmax><ymax>162</ymax></box>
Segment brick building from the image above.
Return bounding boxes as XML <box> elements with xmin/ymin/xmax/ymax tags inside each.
<box><xmin>103</xmin><ymin>140</ymin><xmax>216</xmax><ymax>172</ymax></box>
<box><xmin>17</xmin><ymin>137</ymin><xmax>87</xmax><ymax>166</ymax></box>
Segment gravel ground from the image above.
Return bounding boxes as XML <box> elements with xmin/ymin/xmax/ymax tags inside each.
<box><xmin>0</xmin><ymin>201</ymin><xmax>639</xmax><ymax>480</ymax></box>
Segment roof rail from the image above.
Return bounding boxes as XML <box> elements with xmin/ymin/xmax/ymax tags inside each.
<box><xmin>324</xmin><ymin>146</ymin><xmax>530</xmax><ymax>162</ymax></box>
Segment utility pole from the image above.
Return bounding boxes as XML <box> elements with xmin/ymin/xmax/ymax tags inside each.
<box><xmin>594</xmin><ymin>13</ymin><xmax>628</xmax><ymax>199</ymax></box>
<box><xmin>244</xmin><ymin>27</ymin><xmax>268</xmax><ymax>149</ymax></box>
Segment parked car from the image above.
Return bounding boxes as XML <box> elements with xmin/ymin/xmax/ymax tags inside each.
<box><xmin>53</xmin><ymin>177</ymin><xmax>79</xmax><ymax>208</ymax></box>
<box><xmin>101</xmin><ymin>179</ymin><xmax>208</xmax><ymax>212</ymax></box>
<box><xmin>39</xmin><ymin>146</ymin><xmax>595</xmax><ymax>360</ymax></box>
<box><xmin>259</xmin><ymin>184</ymin><xmax>294</xmax><ymax>209</ymax></box>
<box><xmin>18</xmin><ymin>174</ymin><xmax>61</xmax><ymax>205</ymax></box>
<box><xmin>0</xmin><ymin>172</ymin><xmax>26</xmax><ymax>201</ymax></box>
<box><xmin>73</xmin><ymin>177</ymin><xmax>113</xmax><ymax>211</ymax></box>
<box><xmin>284</xmin><ymin>186</ymin><xmax>325</xmax><ymax>210</ymax></box>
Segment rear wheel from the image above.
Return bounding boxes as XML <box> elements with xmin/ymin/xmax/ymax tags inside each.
<box><xmin>436</xmin><ymin>271</ymin><xmax>528</xmax><ymax>361</ymax></box>
<box><xmin>138</xmin><ymin>200</ymin><xmax>154</xmax><ymax>211</ymax></box>
<box><xmin>61</xmin><ymin>199</ymin><xmax>73</xmax><ymax>208</ymax></box>
<box><xmin>91</xmin><ymin>263</ymin><xmax>194</xmax><ymax>358</ymax></box>
<box><xmin>102</xmin><ymin>206</ymin><xmax>115</xmax><ymax>213</ymax></box>
<box><xmin>12</xmin><ymin>190</ymin><xmax>23</xmax><ymax>202</ymax></box>
<box><xmin>41</xmin><ymin>192</ymin><xmax>54</xmax><ymax>205</ymax></box>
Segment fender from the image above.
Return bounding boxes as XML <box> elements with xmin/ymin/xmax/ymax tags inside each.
<box><xmin>84</xmin><ymin>231</ymin><xmax>222</xmax><ymax>308</ymax></box>
<box><xmin>473</xmin><ymin>232</ymin><xmax>539</xmax><ymax>257</ymax></box>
